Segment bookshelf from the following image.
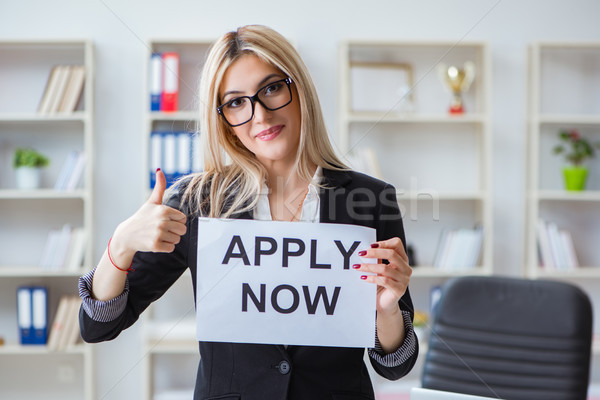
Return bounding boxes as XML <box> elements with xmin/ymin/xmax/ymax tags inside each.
<box><xmin>338</xmin><ymin>40</ymin><xmax>493</xmax><ymax>278</ymax></box>
<box><xmin>0</xmin><ymin>40</ymin><xmax>95</xmax><ymax>400</ymax></box>
<box><xmin>526</xmin><ymin>42</ymin><xmax>600</xmax><ymax>392</ymax></box>
<box><xmin>141</xmin><ymin>39</ymin><xmax>213</xmax><ymax>400</ymax></box>
<box><xmin>525</xmin><ymin>42</ymin><xmax>600</xmax><ymax>278</ymax></box>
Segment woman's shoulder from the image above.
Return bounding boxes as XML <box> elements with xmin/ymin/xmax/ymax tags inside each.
<box><xmin>323</xmin><ymin>168</ymin><xmax>395</xmax><ymax>192</ymax></box>
<box><xmin>163</xmin><ymin>172</ymin><xmax>208</xmax><ymax>214</ymax></box>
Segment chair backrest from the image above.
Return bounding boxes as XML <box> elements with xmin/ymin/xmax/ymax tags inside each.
<box><xmin>421</xmin><ymin>276</ymin><xmax>593</xmax><ymax>400</ymax></box>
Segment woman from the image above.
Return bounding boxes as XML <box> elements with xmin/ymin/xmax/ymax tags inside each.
<box><xmin>79</xmin><ymin>25</ymin><xmax>418</xmax><ymax>400</ymax></box>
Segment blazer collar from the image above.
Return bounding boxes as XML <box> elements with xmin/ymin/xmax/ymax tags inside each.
<box><xmin>232</xmin><ymin>168</ymin><xmax>353</xmax><ymax>222</ymax></box>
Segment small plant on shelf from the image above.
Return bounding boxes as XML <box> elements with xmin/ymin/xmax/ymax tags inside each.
<box><xmin>553</xmin><ymin>129</ymin><xmax>600</xmax><ymax>166</ymax></box>
<box><xmin>13</xmin><ymin>147</ymin><xmax>50</xmax><ymax>190</ymax></box>
<box><xmin>553</xmin><ymin>130</ymin><xmax>600</xmax><ymax>191</ymax></box>
<box><xmin>13</xmin><ymin>147</ymin><xmax>50</xmax><ymax>169</ymax></box>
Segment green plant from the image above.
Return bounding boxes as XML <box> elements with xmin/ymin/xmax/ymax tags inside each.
<box><xmin>553</xmin><ymin>129</ymin><xmax>600</xmax><ymax>166</ymax></box>
<box><xmin>13</xmin><ymin>147</ymin><xmax>50</xmax><ymax>168</ymax></box>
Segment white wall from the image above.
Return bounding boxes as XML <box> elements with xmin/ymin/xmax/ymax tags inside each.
<box><xmin>2</xmin><ymin>0</ymin><xmax>600</xmax><ymax>398</ymax></box>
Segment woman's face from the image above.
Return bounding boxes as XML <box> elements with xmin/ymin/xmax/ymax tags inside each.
<box><xmin>219</xmin><ymin>54</ymin><xmax>301</xmax><ymax>169</ymax></box>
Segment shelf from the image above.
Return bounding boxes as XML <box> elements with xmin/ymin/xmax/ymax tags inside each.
<box><xmin>535</xmin><ymin>190</ymin><xmax>600</xmax><ymax>201</ymax></box>
<box><xmin>147</xmin><ymin>111</ymin><xmax>199</xmax><ymax>121</ymax></box>
<box><xmin>528</xmin><ymin>267</ymin><xmax>600</xmax><ymax>279</ymax></box>
<box><xmin>396</xmin><ymin>191</ymin><xmax>487</xmax><ymax>201</ymax></box>
<box><xmin>0</xmin><ymin>266</ymin><xmax>84</xmax><ymax>277</ymax></box>
<box><xmin>538</xmin><ymin>114</ymin><xmax>600</xmax><ymax>125</ymax></box>
<box><xmin>411</xmin><ymin>266</ymin><xmax>489</xmax><ymax>278</ymax></box>
<box><xmin>347</xmin><ymin>112</ymin><xmax>487</xmax><ymax>124</ymax></box>
<box><xmin>0</xmin><ymin>111</ymin><xmax>89</xmax><ymax>122</ymax></box>
<box><xmin>0</xmin><ymin>343</ymin><xmax>88</xmax><ymax>355</ymax></box>
<box><xmin>0</xmin><ymin>189</ymin><xmax>86</xmax><ymax>200</ymax></box>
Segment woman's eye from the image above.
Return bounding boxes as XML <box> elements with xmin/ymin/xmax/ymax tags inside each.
<box><xmin>226</xmin><ymin>98</ymin><xmax>245</xmax><ymax>109</ymax></box>
<box><xmin>264</xmin><ymin>82</ymin><xmax>283</xmax><ymax>95</ymax></box>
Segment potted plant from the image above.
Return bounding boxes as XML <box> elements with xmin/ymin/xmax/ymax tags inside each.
<box><xmin>13</xmin><ymin>147</ymin><xmax>50</xmax><ymax>189</ymax></box>
<box><xmin>553</xmin><ymin>129</ymin><xmax>600</xmax><ymax>191</ymax></box>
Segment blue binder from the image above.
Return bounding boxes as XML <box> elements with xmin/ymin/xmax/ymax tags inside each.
<box><xmin>17</xmin><ymin>286</ymin><xmax>48</xmax><ymax>345</ymax></box>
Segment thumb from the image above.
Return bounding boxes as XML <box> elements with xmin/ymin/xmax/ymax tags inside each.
<box><xmin>148</xmin><ymin>168</ymin><xmax>167</xmax><ymax>205</ymax></box>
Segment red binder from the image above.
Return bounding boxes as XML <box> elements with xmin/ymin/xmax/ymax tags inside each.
<box><xmin>161</xmin><ymin>52</ymin><xmax>179</xmax><ymax>112</ymax></box>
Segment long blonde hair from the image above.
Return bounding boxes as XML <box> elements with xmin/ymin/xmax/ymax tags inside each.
<box><xmin>179</xmin><ymin>25</ymin><xmax>346</xmax><ymax>217</ymax></box>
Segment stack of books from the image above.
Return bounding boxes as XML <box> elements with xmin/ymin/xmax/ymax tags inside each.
<box><xmin>39</xmin><ymin>224</ymin><xmax>86</xmax><ymax>272</ymax></box>
<box><xmin>47</xmin><ymin>295</ymin><xmax>82</xmax><ymax>351</ymax></box>
<box><xmin>37</xmin><ymin>65</ymin><xmax>85</xmax><ymax>114</ymax></box>
<box><xmin>537</xmin><ymin>218</ymin><xmax>579</xmax><ymax>270</ymax></box>
<box><xmin>433</xmin><ymin>227</ymin><xmax>483</xmax><ymax>270</ymax></box>
<box><xmin>54</xmin><ymin>151</ymin><xmax>86</xmax><ymax>190</ymax></box>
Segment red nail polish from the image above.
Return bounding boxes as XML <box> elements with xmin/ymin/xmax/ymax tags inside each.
<box><xmin>156</xmin><ymin>168</ymin><xmax>161</xmax><ymax>172</ymax></box>
<box><xmin>360</xmin><ymin>275</ymin><xmax>367</xmax><ymax>280</ymax></box>
<box><xmin>352</xmin><ymin>264</ymin><xmax>361</xmax><ymax>269</ymax></box>
<box><xmin>371</xmin><ymin>243</ymin><xmax>379</xmax><ymax>248</ymax></box>
<box><xmin>358</xmin><ymin>250</ymin><xmax>367</xmax><ymax>256</ymax></box>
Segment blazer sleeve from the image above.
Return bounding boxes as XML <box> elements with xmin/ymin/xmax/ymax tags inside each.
<box><xmin>79</xmin><ymin>192</ymin><xmax>191</xmax><ymax>343</ymax></box>
<box><xmin>368</xmin><ymin>183</ymin><xmax>420</xmax><ymax>380</ymax></box>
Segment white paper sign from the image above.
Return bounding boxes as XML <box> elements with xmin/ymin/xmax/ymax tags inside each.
<box><xmin>196</xmin><ymin>218</ymin><xmax>377</xmax><ymax>348</ymax></box>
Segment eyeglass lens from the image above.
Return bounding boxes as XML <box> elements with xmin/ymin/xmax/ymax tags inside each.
<box><xmin>220</xmin><ymin>79</ymin><xmax>291</xmax><ymax>127</ymax></box>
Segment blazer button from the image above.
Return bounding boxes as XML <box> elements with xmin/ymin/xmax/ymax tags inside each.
<box><xmin>278</xmin><ymin>360</ymin><xmax>291</xmax><ymax>375</ymax></box>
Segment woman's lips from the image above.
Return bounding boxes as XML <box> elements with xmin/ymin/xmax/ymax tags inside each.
<box><xmin>255</xmin><ymin>125</ymin><xmax>283</xmax><ymax>141</ymax></box>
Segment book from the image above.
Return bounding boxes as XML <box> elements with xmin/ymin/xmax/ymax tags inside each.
<box><xmin>47</xmin><ymin>65</ymin><xmax>72</xmax><ymax>114</ymax></box>
<box><xmin>161</xmin><ymin>52</ymin><xmax>179</xmax><ymax>112</ymax></box>
<box><xmin>58</xmin><ymin>65</ymin><xmax>85</xmax><ymax>113</ymax></box>
<box><xmin>177</xmin><ymin>131</ymin><xmax>192</xmax><ymax>177</ymax></box>
<box><xmin>561</xmin><ymin>230</ymin><xmax>580</xmax><ymax>269</ymax></box>
<box><xmin>47</xmin><ymin>295</ymin><xmax>71</xmax><ymax>351</ymax></box>
<box><xmin>65</xmin><ymin>151</ymin><xmax>86</xmax><ymax>190</ymax></box>
<box><xmin>54</xmin><ymin>151</ymin><xmax>79</xmax><ymax>190</ymax></box>
<box><xmin>63</xmin><ymin>228</ymin><xmax>86</xmax><ymax>272</ymax></box>
<box><xmin>40</xmin><ymin>225</ymin><xmax>86</xmax><ymax>271</ymax></box>
<box><xmin>48</xmin><ymin>296</ymin><xmax>82</xmax><ymax>351</ymax></box>
<box><xmin>37</xmin><ymin>66</ymin><xmax>61</xmax><ymax>114</ymax></box>
<box><xmin>16</xmin><ymin>287</ymin><xmax>33</xmax><ymax>344</ymax></box>
<box><xmin>59</xmin><ymin>297</ymin><xmax>82</xmax><ymax>350</ymax></box>
<box><xmin>191</xmin><ymin>132</ymin><xmax>203</xmax><ymax>172</ymax></box>
<box><xmin>149</xmin><ymin>53</ymin><xmax>163</xmax><ymax>111</ymax></box>
<box><xmin>537</xmin><ymin>218</ymin><xmax>555</xmax><ymax>269</ymax></box>
<box><xmin>149</xmin><ymin>131</ymin><xmax>196</xmax><ymax>188</ymax></box>
<box><xmin>17</xmin><ymin>286</ymin><xmax>48</xmax><ymax>345</ymax></box>
<box><xmin>433</xmin><ymin>227</ymin><xmax>483</xmax><ymax>270</ymax></box>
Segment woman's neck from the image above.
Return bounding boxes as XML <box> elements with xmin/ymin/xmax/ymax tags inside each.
<box><xmin>263</xmin><ymin>161</ymin><xmax>316</xmax><ymax>221</ymax></box>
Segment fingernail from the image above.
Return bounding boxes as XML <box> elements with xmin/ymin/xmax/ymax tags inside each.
<box><xmin>352</xmin><ymin>264</ymin><xmax>361</xmax><ymax>269</ymax></box>
<box><xmin>360</xmin><ymin>275</ymin><xmax>367</xmax><ymax>280</ymax></box>
<box><xmin>358</xmin><ymin>250</ymin><xmax>367</xmax><ymax>256</ymax></box>
<box><xmin>156</xmin><ymin>168</ymin><xmax>161</xmax><ymax>172</ymax></box>
<box><xmin>371</xmin><ymin>243</ymin><xmax>379</xmax><ymax>248</ymax></box>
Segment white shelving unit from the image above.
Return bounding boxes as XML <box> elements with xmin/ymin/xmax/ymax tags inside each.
<box><xmin>526</xmin><ymin>41</ymin><xmax>600</xmax><ymax>389</ymax></box>
<box><xmin>141</xmin><ymin>39</ymin><xmax>213</xmax><ymax>400</ymax></box>
<box><xmin>338</xmin><ymin>41</ymin><xmax>493</xmax><ymax>394</ymax></box>
<box><xmin>526</xmin><ymin>42</ymin><xmax>600</xmax><ymax>278</ymax></box>
<box><xmin>338</xmin><ymin>41</ymin><xmax>493</xmax><ymax>278</ymax></box>
<box><xmin>0</xmin><ymin>40</ymin><xmax>95</xmax><ymax>400</ymax></box>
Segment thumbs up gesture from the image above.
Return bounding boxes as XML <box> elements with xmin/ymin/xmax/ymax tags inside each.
<box><xmin>111</xmin><ymin>169</ymin><xmax>188</xmax><ymax>258</ymax></box>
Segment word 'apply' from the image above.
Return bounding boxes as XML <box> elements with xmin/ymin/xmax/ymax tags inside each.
<box><xmin>196</xmin><ymin>218</ymin><xmax>377</xmax><ymax>348</ymax></box>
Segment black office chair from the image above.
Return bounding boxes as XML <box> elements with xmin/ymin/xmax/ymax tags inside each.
<box><xmin>421</xmin><ymin>276</ymin><xmax>593</xmax><ymax>400</ymax></box>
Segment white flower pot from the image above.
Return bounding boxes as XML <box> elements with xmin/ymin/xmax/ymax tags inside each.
<box><xmin>15</xmin><ymin>167</ymin><xmax>42</xmax><ymax>189</ymax></box>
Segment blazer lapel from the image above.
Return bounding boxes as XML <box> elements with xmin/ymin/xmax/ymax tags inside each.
<box><xmin>319</xmin><ymin>168</ymin><xmax>353</xmax><ymax>224</ymax></box>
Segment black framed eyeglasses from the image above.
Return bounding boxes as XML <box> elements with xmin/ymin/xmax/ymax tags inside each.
<box><xmin>216</xmin><ymin>77</ymin><xmax>293</xmax><ymax>127</ymax></box>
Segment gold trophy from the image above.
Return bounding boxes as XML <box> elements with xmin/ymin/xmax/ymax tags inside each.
<box><xmin>438</xmin><ymin>61</ymin><xmax>475</xmax><ymax>114</ymax></box>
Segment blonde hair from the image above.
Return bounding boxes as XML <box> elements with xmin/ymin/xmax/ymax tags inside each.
<box><xmin>179</xmin><ymin>25</ymin><xmax>347</xmax><ymax>217</ymax></box>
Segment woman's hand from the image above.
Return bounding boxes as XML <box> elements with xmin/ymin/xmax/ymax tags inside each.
<box><xmin>110</xmin><ymin>169</ymin><xmax>188</xmax><ymax>263</ymax></box>
<box><xmin>354</xmin><ymin>237</ymin><xmax>412</xmax><ymax>316</ymax></box>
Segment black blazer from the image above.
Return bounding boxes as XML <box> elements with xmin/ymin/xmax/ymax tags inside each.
<box><xmin>80</xmin><ymin>168</ymin><xmax>419</xmax><ymax>400</ymax></box>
